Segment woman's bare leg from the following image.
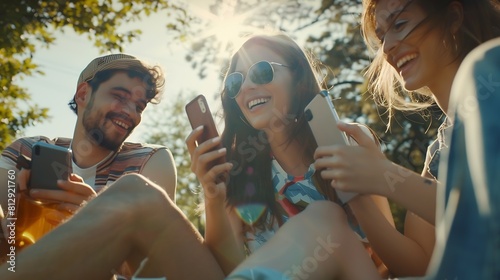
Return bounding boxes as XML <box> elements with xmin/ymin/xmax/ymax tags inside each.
<box><xmin>229</xmin><ymin>200</ymin><xmax>381</xmax><ymax>280</ymax></box>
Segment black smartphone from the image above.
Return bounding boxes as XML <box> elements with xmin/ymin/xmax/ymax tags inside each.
<box><xmin>29</xmin><ymin>142</ymin><xmax>72</xmax><ymax>190</ymax></box>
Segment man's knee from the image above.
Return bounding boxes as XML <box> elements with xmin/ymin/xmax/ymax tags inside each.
<box><xmin>106</xmin><ymin>174</ymin><xmax>166</xmax><ymax>198</ymax></box>
<box><xmin>99</xmin><ymin>174</ymin><xmax>173</xmax><ymax>215</ymax></box>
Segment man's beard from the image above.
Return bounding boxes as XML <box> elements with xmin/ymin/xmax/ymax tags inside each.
<box><xmin>82</xmin><ymin>107</ymin><xmax>133</xmax><ymax>151</ymax></box>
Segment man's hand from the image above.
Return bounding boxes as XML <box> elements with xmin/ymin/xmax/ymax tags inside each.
<box><xmin>27</xmin><ymin>173</ymin><xmax>97</xmax><ymax>214</ymax></box>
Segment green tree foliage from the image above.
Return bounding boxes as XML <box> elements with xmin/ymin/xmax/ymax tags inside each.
<box><xmin>0</xmin><ymin>0</ymin><xmax>191</xmax><ymax>149</ymax></box>
<box><xmin>143</xmin><ymin>92</ymin><xmax>207</xmax><ymax>234</ymax></box>
<box><xmin>173</xmin><ymin>0</ymin><xmax>444</xmax><ymax>232</ymax></box>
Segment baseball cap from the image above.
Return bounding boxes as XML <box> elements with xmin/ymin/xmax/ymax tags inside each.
<box><xmin>77</xmin><ymin>53</ymin><xmax>147</xmax><ymax>87</ymax></box>
<box><xmin>69</xmin><ymin>53</ymin><xmax>163</xmax><ymax>113</ymax></box>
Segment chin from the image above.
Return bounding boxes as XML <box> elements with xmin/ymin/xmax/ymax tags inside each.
<box><xmin>402</xmin><ymin>79</ymin><xmax>422</xmax><ymax>92</ymax></box>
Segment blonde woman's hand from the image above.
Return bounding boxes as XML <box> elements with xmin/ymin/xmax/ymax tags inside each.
<box><xmin>186</xmin><ymin>126</ymin><xmax>233</xmax><ymax>204</ymax></box>
<box><xmin>314</xmin><ymin>122</ymin><xmax>395</xmax><ymax>196</ymax></box>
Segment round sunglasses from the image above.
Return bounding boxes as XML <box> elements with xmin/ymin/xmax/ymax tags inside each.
<box><xmin>224</xmin><ymin>60</ymin><xmax>289</xmax><ymax>99</ymax></box>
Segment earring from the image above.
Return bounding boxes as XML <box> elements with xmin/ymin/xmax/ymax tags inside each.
<box><xmin>452</xmin><ymin>34</ymin><xmax>459</xmax><ymax>52</ymax></box>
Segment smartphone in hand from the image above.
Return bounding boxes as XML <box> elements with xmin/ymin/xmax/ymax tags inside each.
<box><xmin>304</xmin><ymin>90</ymin><xmax>349</xmax><ymax>147</ymax></box>
<box><xmin>29</xmin><ymin>142</ymin><xmax>72</xmax><ymax>190</ymax></box>
<box><xmin>304</xmin><ymin>90</ymin><xmax>358</xmax><ymax>204</ymax></box>
<box><xmin>185</xmin><ymin>95</ymin><xmax>221</xmax><ymax>145</ymax></box>
<box><xmin>185</xmin><ymin>94</ymin><xmax>224</xmax><ymax>165</ymax></box>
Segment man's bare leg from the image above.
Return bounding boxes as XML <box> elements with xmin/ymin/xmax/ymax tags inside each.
<box><xmin>0</xmin><ymin>174</ymin><xmax>224</xmax><ymax>280</ymax></box>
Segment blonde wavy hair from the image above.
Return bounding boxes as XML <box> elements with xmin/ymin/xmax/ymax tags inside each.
<box><xmin>361</xmin><ymin>0</ymin><xmax>500</xmax><ymax>127</ymax></box>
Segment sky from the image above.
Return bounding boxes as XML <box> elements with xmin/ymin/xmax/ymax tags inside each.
<box><xmin>21</xmin><ymin>0</ymin><xmax>224</xmax><ymax>143</ymax></box>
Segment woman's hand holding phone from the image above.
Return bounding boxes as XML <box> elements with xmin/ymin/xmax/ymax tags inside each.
<box><xmin>314</xmin><ymin>122</ymin><xmax>392</xmax><ymax>197</ymax></box>
<box><xmin>185</xmin><ymin>95</ymin><xmax>233</xmax><ymax>204</ymax></box>
<box><xmin>185</xmin><ymin>126</ymin><xmax>233</xmax><ymax>204</ymax></box>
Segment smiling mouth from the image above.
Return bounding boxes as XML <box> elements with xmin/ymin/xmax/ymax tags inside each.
<box><xmin>111</xmin><ymin>119</ymin><xmax>131</xmax><ymax>130</ymax></box>
<box><xmin>396</xmin><ymin>54</ymin><xmax>417</xmax><ymax>69</ymax></box>
<box><xmin>248</xmin><ymin>98</ymin><xmax>271</xmax><ymax>110</ymax></box>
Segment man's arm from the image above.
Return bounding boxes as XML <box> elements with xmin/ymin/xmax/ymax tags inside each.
<box><xmin>140</xmin><ymin>148</ymin><xmax>177</xmax><ymax>202</ymax></box>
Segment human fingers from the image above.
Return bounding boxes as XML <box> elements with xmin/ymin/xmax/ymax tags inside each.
<box><xmin>69</xmin><ymin>173</ymin><xmax>84</xmax><ymax>183</ymax></box>
<box><xmin>55</xmin><ymin>203</ymin><xmax>82</xmax><ymax>215</ymax></box>
<box><xmin>337</xmin><ymin>122</ymin><xmax>378</xmax><ymax>149</ymax></box>
<box><xmin>194</xmin><ymin>146</ymin><xmax>226</xmax><ymax>169</ymax></box>
<box><xmin>17</xmin><ymin>168</ymin><xmax>31</xmax><ymax>192</ymax></box>
<box><xmin>185</xmin><ymin>126</ymin><xmax>204</xmax><ymax>156</ymax></box>
<box><xmin>194</xmin><ymin>149</ymin><xmax>231</xmax><ymax>188</ymax></box>
<box><xmin>57</xmin><ymin>178</ymin><xmax>96</xmax><ymax>198</ymax></box>
<box><xmin>200</xmin><ymin>162</ymin><xmax>233</xmax><ymax>184</ymax></box>
<box><xmin>313</xmin><ymin>144</ymin><xmax>345</xmax><ymax>160</ymax></box>
<box><xmin>29</xmin><ymin>189</ymin><xmax>90</xmax><ymax>206</ymax></box>
<box><xmin>313</xmin><ymin>152</ymin><xmax>344</xmax><ymax>170</ymax></box>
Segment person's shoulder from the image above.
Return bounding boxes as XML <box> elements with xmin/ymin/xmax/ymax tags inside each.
<box><xmin>9</xmin><ymin>135</ymin><xmax>53</xmax><ymax>145</ymax></box>
<box><xmin>1</xmin><ymin>136</ymin><xmax>62</xmax><ymax>164</ymax></box>
<box><xmin>119</xmin><ymin>141</ymin><xmax>169</xmax><ymax>154</ymax></box>
<box><xmin>457</xmin><ymin>38</ymin><xmax>500</xmax><ymax>76</ymax></box>
<box><xmin>469</xmin><ymin>38</ymin><xmax>500</xmax><ymax>59</ymax></box>
<box><xmin>449</xmin><ymin>38</ymin><xmax>500</xmax><ymax>115</ymax></box>
<box><xmin>3</xmin><ymin>136</ymin><xmax>60</xmax><ymax>153</ymax></box>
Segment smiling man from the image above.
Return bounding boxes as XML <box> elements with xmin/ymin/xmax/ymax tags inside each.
<box><xmin>0</xmin><ymin>54</ymin><xmax>176</xmax><ymax>205</ymax></box>
<box><xmin>0</xmin><ymin>54</ymin><xmax>177</xmax><ymax>277</ymax></box>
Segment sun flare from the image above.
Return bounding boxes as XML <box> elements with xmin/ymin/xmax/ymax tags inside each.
<box><xmin>189</xmin><ymin>0</ymin><xmax>265</xmax><ymax>57</ymax></box>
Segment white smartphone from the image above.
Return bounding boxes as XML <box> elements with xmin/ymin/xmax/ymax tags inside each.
<box><xmin>304</xmin><ymin>90</ymin><xmax>358</xmax><ymax>204</ymax></box>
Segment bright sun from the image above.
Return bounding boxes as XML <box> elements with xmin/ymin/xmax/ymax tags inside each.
<box><xmin>189</xmin><ymin>0</ymin><xmax>264</xmax><ymax>57</ymax></box>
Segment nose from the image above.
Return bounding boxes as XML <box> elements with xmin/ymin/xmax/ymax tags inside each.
<box><xmin>239</xmin><ymin>75</ymin><xmax>257</xmax><ymax>96</ymax></box>
<box><xmin>382</xmin><ymin>34</ymin><xmax>399</xmax><ymax>55</ymax></box>
<box><xmin>119</xmin><ymin>100</ymin><xmax>138</xmax><ymax>120</ymax></box>
<box><xmin>121</xmin><ymin>101</ymin><xmax>133</xmax><ymax>114</ymax></box>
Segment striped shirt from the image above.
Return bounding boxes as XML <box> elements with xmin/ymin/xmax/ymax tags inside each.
<box><xmin>1</xmin><ymin>136</ymin><xmax>168</xmax><ymax>192</ymax></box>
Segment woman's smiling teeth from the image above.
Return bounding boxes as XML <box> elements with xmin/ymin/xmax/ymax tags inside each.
<box><xmin>397</xmin><ymin>54</ymin><xmax>417</xmax><ymax>69</ymax></box>
<box><xmin>248</xmin><ymin>98</ymin><xmax>271</xmax><ymax>109</ymax></box>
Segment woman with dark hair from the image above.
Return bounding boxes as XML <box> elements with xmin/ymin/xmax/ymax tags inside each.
<box><xmin>186</xmin><ymin>32</ymin><xmax>394</xmax><ymax>278</ymax></box>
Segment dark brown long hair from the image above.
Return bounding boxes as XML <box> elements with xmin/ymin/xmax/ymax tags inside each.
<box><xmin>220</xmin><ymin>33</ymin><xmax>338</xmax><ymax>230</ymax></box>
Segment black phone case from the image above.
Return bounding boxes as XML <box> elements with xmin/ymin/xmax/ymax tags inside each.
<box><xmin>29</xmin><ymin>142</ymin><xmax>72</xmax><ymax>190</ymax></box>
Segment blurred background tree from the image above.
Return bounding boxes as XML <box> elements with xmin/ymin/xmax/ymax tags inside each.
<box><xmin>142</xmin><ymin>92</ymin><xmax>209</xmax><ymax>235</ymax></box>
<box><xmin>1</xmin><ymin>0</ymin><xmax>445</xmax><ymax>233</ymax></box>
<box><xmin>0</xmin><ymin>0</ymin><xmax>191</xmax><ymax>150</ymax></box>
<box><xmin>156</xmin><ymin>0</ymin><xmax>444</xmax><ymax>232</ymax></box>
